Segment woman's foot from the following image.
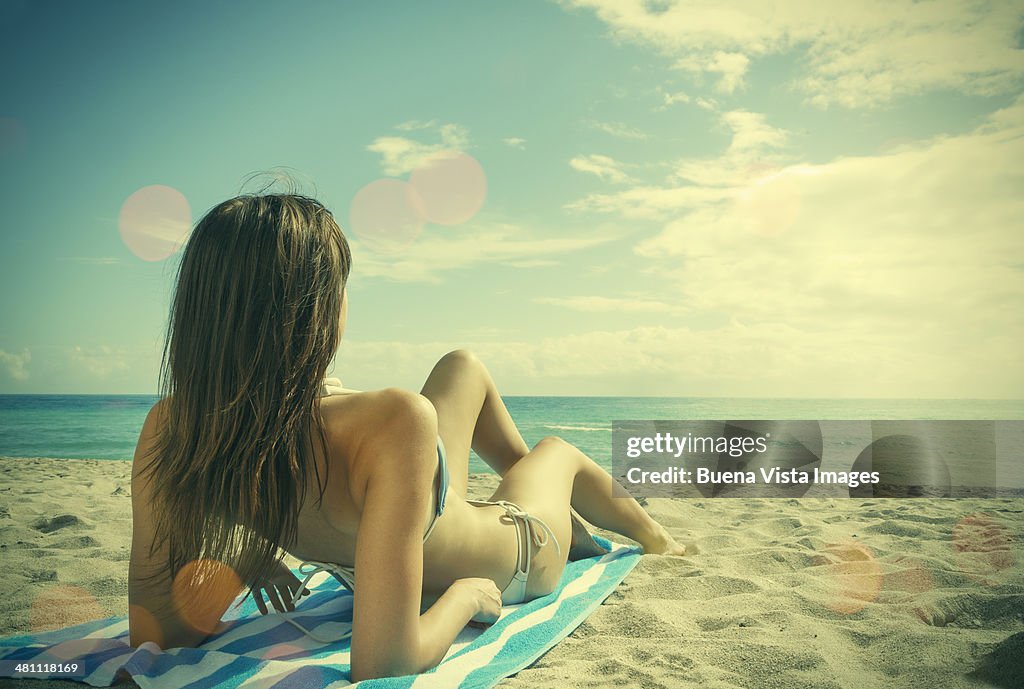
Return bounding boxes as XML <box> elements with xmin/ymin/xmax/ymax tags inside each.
<box><xmin>568</xmin><ymin>511</ymin><xmax>609</xmax><ymax>560</ymax></box>
<box><xmin>639</xmin><ymin>524</ymin><xmax>687</xmax><ymax>556</ymax></box>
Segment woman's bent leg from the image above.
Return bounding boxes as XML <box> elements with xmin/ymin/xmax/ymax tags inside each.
<box><xmin>420</xmin><ymin>349</ymin><xmax>529</xmax><ymax>497</ymax></box>
<box><xmin>493</xmin><ymin>436</ymin><xmax>686</xmax><ymax>594</ymax></box>
<box><xmin>420</xmin><ymin>350</ymin><xmax>609</xmax><ymax>558</ymax></box>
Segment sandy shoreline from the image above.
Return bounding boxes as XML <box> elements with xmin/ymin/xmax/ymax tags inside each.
<box><xmin>1</xmin><ymin>456</ymin><xmax>1022</xmax><ymax>688</ymax></box>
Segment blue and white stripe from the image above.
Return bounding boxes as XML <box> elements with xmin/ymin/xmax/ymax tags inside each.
<box><xmin>0</xmin><ymin>538</ymin><xmax>640</xmax><ymax>689</ymax></box>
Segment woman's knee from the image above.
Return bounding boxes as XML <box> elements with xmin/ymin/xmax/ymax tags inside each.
<box><xmin>532</xmin><ymin>437</ymin><xmax>585</xmax><ymax>473</ymax></box>
<box><xmin>535</xmin><ymin>435</ymin><xmax>570</xmax><ymax>450</ymax></box>
<box><xmin>434</xmin><ymin>349</ymin><xmax>495</xmax><ymax>394</ymax></box>
<box><xmin>424</xmin><ymin>349</ymin><xmax>487</xmax><ymax>397</ymax></box>
<box><xmin>439</xmin><ymin>348</ymin><xmax>481</xmax><ymax>370</ymax></box>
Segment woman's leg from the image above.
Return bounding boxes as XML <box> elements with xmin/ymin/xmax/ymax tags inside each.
<box><xmin>492</xmin><ymin>436</ymin><xmax>686</xmax><ymax>596</ymax></box>
<box><xmin>497</xmin><ymin>436</ymin><xmax>684</xmax><ymax>553</ymax></box>
<box><xmin>419</xmin><ymin>349</ymin><xmax>528</xmax><ymax>498</ymax></box>
<box><xmin>420</xmin><ymin>349</ymin><xmax>611</xmax><ymax>557</ymax></box>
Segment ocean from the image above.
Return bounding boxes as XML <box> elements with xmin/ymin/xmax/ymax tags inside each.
<box><xmin>1</xmin><ymin>396</ymin><xmax>1021</xmax><ymax>485</ymax></box>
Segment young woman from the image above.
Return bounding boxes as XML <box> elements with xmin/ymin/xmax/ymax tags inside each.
<box><xmin>128</xmin><ymin>193</ymin><xmax>686</xmax><ymax>682</ymax></box>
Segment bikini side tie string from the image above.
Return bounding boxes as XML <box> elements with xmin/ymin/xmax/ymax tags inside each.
<box><xmin>491</xmin><ymin>500</ymin><xmax>562</xmax><ymax>558</ymax></box>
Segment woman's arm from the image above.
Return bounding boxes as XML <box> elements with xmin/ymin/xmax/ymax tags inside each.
<box><xmin>128</xmin><ymin>401</ymin><xmax>242</xmax><ymax>649</ymax></box>
<box><xmin>347</xmin><ymin>390</ymin><xmax>499</xmax><ymax>681</ymax></box>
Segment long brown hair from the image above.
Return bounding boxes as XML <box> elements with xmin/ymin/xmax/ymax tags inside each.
<box><xmin>139</xmin><ymin>192</ymin><xmax>352</xmax><ymax>605</ymax></box>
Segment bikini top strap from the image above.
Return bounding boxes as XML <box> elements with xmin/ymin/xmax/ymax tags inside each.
<box><xmin>296</xmin><ymin>559</ymin><xmax>356</xmax><ymax>595</ymax></box>
<box><xmin>271</xmin><ymin>560</ymin><xmax>355</xmax><ymax>643</ymax></box>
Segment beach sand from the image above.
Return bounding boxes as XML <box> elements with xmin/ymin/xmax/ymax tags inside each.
<box><xmin>1</xmin><ymin>457</ymin><xmax>1021</xmax><ymax>689</ymax></box>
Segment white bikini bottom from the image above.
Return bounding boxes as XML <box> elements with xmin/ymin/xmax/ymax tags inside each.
<box><xmin>466</xmin><ymin>499</ymin><xmax>562</xmax><ymax>605</ymax></box>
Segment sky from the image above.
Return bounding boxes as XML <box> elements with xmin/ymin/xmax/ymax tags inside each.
<box><xmin>0</xmin><ymin>0</ymin><xmax>1022</xmax><ymax>397</ymax></box>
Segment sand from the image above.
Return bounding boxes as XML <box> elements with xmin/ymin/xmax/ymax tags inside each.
<box><xmin>1</xmin><ymin>457</ymin><xmax>1022</xmax><ymax>689</ymax></box>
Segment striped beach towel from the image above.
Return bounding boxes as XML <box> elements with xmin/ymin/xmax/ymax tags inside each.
<box><xmin>0</xmin><ymin>537</ymin><xmax>640</xmax><ymax>688</ymax></box>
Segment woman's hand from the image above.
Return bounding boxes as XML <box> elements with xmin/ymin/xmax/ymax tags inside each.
<box><xmin>450</xmin><ymin>577</ymin><xmax>502</xmax><ymax>626</ymax></box>
<box><xmin>250</xmin><ymin>560</ymin><xmax>309</xmax><ymax>615</ymax></box>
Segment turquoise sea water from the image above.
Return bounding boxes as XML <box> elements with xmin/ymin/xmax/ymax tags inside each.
<box><xmin>1</xmin><ymin>395</ymin><xmax>1021</xmax><ymax>478</ymax></box>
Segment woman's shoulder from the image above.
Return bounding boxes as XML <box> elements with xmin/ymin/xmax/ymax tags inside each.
<box><xmin>317</xmin><ymin>388</ymin><xmax>438</xmax><ymax>511</ymax></box>
<box><xmin>131</xmin><ymin>397</ymin><xmax>170</xmax><ymax>480</ymax></box>
<box><xmin>318</xmin><ymin>387</ymin><xmax>437</xmax><ymax>451</ymax></box>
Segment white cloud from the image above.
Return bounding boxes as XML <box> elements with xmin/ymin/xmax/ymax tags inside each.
<box><xmin>657</xmin><ymin>88</ymin><xmax>691</xmax><ymax>109</ymax></box>
<box><xmin>694</xmin><ymin>96</ymin><xmax>719</xmax><ymax>111</ymax></box>
<box><xmin>719</xmin><ymin>110</ymin><xmax>789</xmax><ymax>153</ymax></box>
<box><xmin>569</xmin><ymin>154</ymin><xmax>633</xmax><ymax>184</ymax></box>
<box><xmin>673</xmin><ymin>50</ymin><xmax>750</xmax><ymax>94</ymax></box>
<box><xmin>670</xmin><ymin>109</ymin><xmax>793</xmax><ymax>187</ymax></box>
<box><xmin>563</xmin><ymin>96</ymin><xmax>1024</xmax><ymax>396</ymax></box>
<box><xmin>395</xmin><ymin>119</ymin><xmax>437</xmax><ymax>131</ymax></box>
<box><xmin>503</xmin><ymin>137</ymin><xmax>527</xmax><ymax>149</ymax></box>
<box><xmin>561</xmin><ymin>0</ymin><xmax>1024</xmax><ymax>109</ymax></box>
<box><xmin>71</xmin><ymin>345</ymin><xmax>129</xmax><ymax>378</ymax></box>
<box><xmin>0</xmin><ymin>348</ymin><xmax>30</xmax><ymax>380</ymax></box>
<box><xmin>352</xmin><ymin>222</ymin><xmax>616</xmax><ymax>283</ymax></box>
<box><xmin>569</xmin><ymin>107</ymin><xmax>791</xmax><ymax>215</ymax></box>
<box><xmin>588</xmin><ymin>120</ymin><xmax>648</xmax><ymax>139</ymax></box>
<box><xmin>567</xmin><ymin>183</ymin><xmax>734</xmax><ymax>220</ymax></box>
<box><xmin>333</xmin><ymin>314</ymin><xmax>1019</xmax><ymax>397</ymax></box>
<box><xmin>367</xmin><ymin>122</ymin><xmax>469</xmax><ymax>176</ymax></box>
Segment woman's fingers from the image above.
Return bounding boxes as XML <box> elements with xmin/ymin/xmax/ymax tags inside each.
<box><xmin>252</xmin><ymin>564</ymin><xmax>311</xmax><ymax>616</ymax></box>
<box><xmin>252</xmin><ymin>588</ymin><xmax>269</xmax><ymax>616</ymax></box>
<box><xmin>286</xmin><ymin>581</ymin><xmax>308</xmax><ymax>605</ymax></box>
<box><xmin>253</xmin><ymin>585</ymin><xmax>303</xmax><ymax>615</ymax></box>
<box><xmin>265</xmin><ymin>585</ymin><xmax>286</xmax><ymax>613</ymax></box>
<box><xmin>278</xmin><ymin>584</ymin><xmax>296</xmax><ymax>612</ymax></box>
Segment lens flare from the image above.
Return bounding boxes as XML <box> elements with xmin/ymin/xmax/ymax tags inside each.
<box><xmin>952</xmin><ymin>512</ymin><xmax>1015</xmax><ymax>585</ymax></box>
<box><xmin>118</xmin><ymin>185</ymin><xmax>192</xmax><ymax>261</ymax></box>
<box><xmin>128</xmin><ymin>603</ymin><xmax>164</xmax><ymax>648</ymax></box>
<box><xmin>30</xmin><ymin>584</ymin><xmax>104</xmax><ymax>632</ymax></box>
<box><xmin>44</xmin><ymin>637</ymin><xmax>109</xmax><ymax>662</ymax></box>
<box><xmin>883</xmin><ymin>554</ymin><xmax>935</xmax><ymax>597</ymax></box>
<box><xmin>262</xmin><ymin>642</ymin><xmax>305</xmax><ymax>660</ymax></box>
<box><xmin>408</xmin><ymin>150</ymin><xmax>487</xmax><ymax>225</ymax></box>
<box><xmin>820</xmin><ymin>541</ymin><xmax>883</xmax><ymax>615</ymax></box>
<box><xmin>171</xmin><ymin>559</ymin><xmax>243</xmax><ymax>635</ymax></box>
<box><xmin>348</xmin><ymin>178</ymin><xmax>424</xmax><ymax>254</ymax></box>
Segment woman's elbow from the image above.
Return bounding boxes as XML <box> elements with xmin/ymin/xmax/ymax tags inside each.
<box><xmin>350</xmin><ymin>662</ymin><xmax>421</xmax><ymax>683</ymax></box>
<box><xmin>128</xmin><ymin>612</ymin><xmax>209</xmax><ymax>651</ymax></box>
<box><xmin>128</xmin><ymin>605</ymin><xmax>166</xmax><ymax>649</ymax></box>
<box><xmin>350</xmin><ymin>664</ymin><xmax>411</xmax><ymax>683</ymax></box>
<box><xmin>350</xmin><ymin>651</ymin><xmax>437</xmax><ymax>682</ymax></box>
